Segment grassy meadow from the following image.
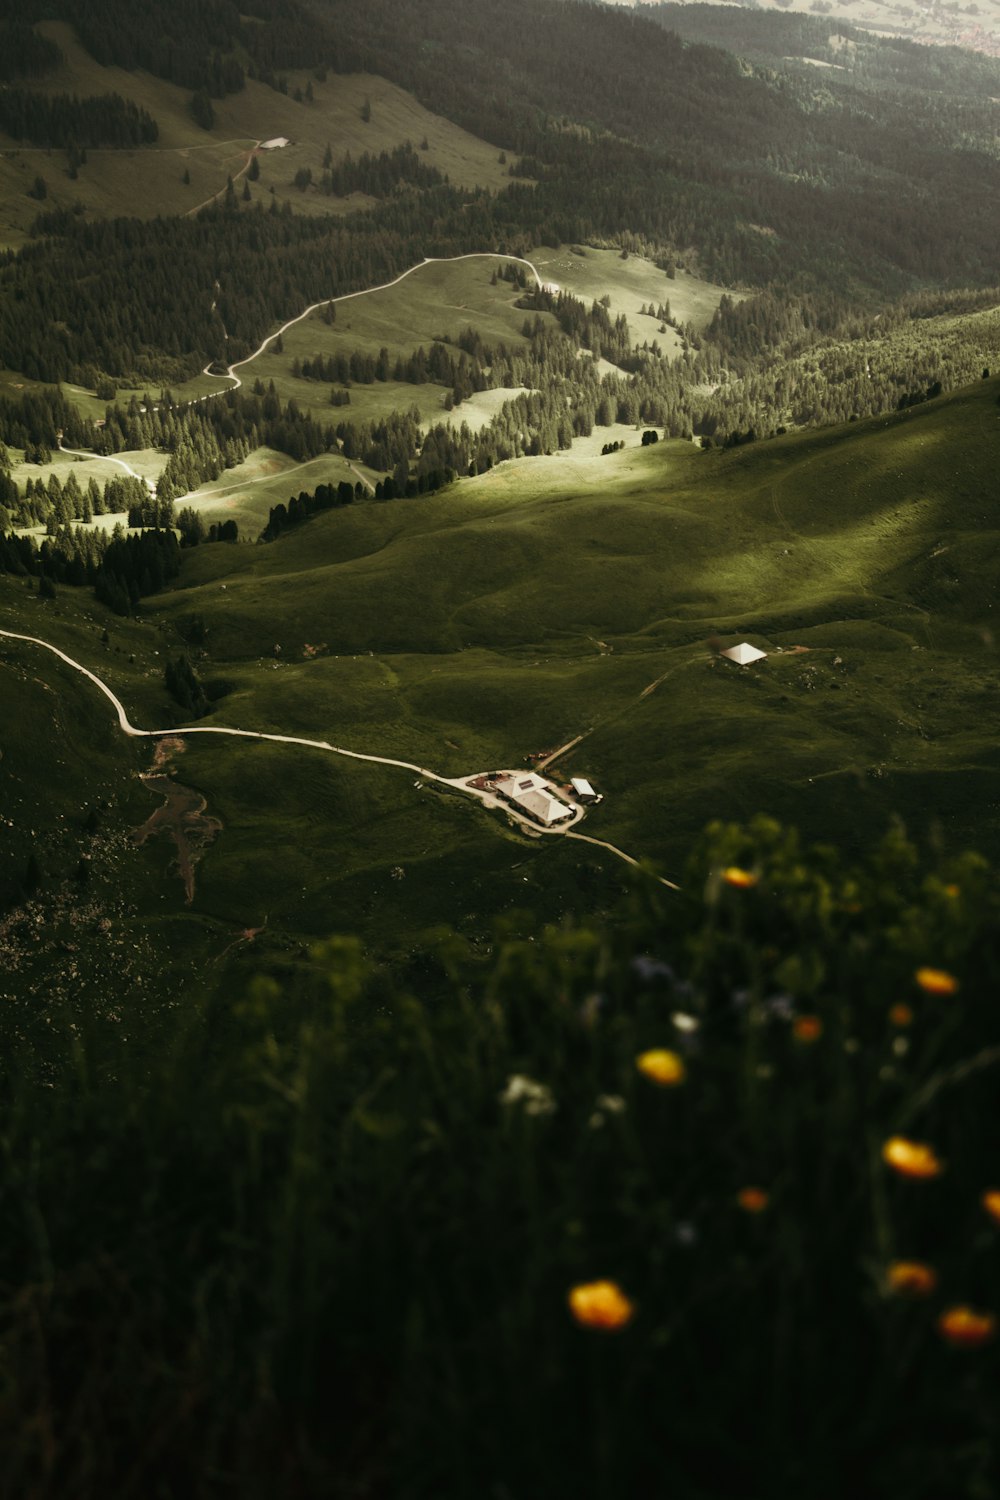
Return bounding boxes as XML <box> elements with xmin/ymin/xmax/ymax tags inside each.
<box><xmin>0</xmin><ymin>20</ymin><xmax>520</xmax><ymax>250</ymax></box>
<box><xmin>3</xmin><ymin>374</ymin><xmax>999</xmax><ymax>1026</ymax></box>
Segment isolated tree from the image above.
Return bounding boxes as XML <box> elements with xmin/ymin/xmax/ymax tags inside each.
<box><xmin>190</xmin><ymin>90</ymin><xmax>214</xmax><ymax>131</ymax></box>
<box><xmin>28</xmin><ymin>174</ymin><xmax>47</xmax><ymax>200</ymax></box>
<box><xmin>360</xmin><ymin>96</ymin><xmax>371</xmax><ymax>123</ymax></box>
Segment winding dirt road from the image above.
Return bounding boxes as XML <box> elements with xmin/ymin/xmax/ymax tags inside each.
<box><xmin>0</xmin><ymin>627</ymin><xmax>679</xmax><ymax>890</ymax></box>
<box><xmin>200</xmin><ymin>252</ymin><xmax>547</xmax><ymax>394</ymax></box>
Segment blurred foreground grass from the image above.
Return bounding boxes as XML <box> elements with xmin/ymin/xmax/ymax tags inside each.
<box><xmin>1</xmin><ymin>815</ymin><xmax>998</xmax><ymax>1499</ymax></box>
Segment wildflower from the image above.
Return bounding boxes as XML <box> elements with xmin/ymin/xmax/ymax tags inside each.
<box><xmin>737</xmin><ymin>1186</ymin><xmax>769</xmax><ymax>1214</ymax></box>
<box><xmin>889</xmin><ymin>1003</ymin><xmax>914</xmax><ymax>1028</ymax></box>
<box><xmin>567</xmin><ymin>1280</ymin><xmax>635</xmax><ymax>1331</ymax></box>
<box><xmin>588</xmin><ymin>1093</ymin><xmax>626</xmax><ymax>1129</ymax></box>
<box><xmin>892</xmin><ymin>1036</ymin><xmax>910</xmax><ymax>1058</ymax></box>
<box><xmin>671</xmin><ymin>1011</ymin><xmax>700</xmax><ymax>1033</ymax></box>
<box><xmin>722</xmin><ymin>866</ymin><xmax>757</xmax><ymax>889</ymax></box>
<box><xmin>636</xmin><ymin>1048</ymin><xmax>686</xmax><ymax>1086</ymax></box>
<box><xmin>596</xmin><ymin>1093</ymin><xmax>626</xmax><ymax>1115</ymax></box>
<box><xmin>943</xmin><ymin>884</ymin><xmax>960</xmax><ymax>899</ymax></box>
<box><xmin>792</xmin><ymin>1014</ymin><xmax>823</xmax><ymax>1043</ymax></box>
<box><xmin>882</xmin><ymin>1136</ymin><xmax>943</xmax><ymax>1179</ymax></box>
<box><xmin>499</xmin><ymin>1074</ymin><xmax>556</xmax><ymax>1117</ymax></box>
<box><xmin>887</xmin><ymin>1261</ymin><xmax>937</xmax><ymax>1297</ymax></box>
<box><xmin>981</xmin><ymin>1190</ymin><xmax>1000</xmax><ymax>1226</ymax></box>
<box><xmin>937</xmin><ymin>1306</ymin><xmax>996</xmax><ymax>1348</ymax></box>
<box><xmin>915</xmin><ymin>967</ymin><xmax>959</xmax><ymax>996</ymax></box>
<box><xmin>674</xmin><ymin>1221</ymin><xmax>699</xmax><ymax>1247</ymax></box>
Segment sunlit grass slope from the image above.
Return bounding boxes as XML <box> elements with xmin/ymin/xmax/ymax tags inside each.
<box><xmin>3</xmin><ymin>378</ymin><xmax>998</xmax><ymax>1018</ymax></box>
<box><xmin>149</xmin><ymin>376</ymin><xmax>1000</xmax><ymax>885</ymax></box>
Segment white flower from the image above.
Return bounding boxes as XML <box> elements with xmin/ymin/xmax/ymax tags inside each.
<box><xmin>499</xmin><ymin>1074</ymin><xmax>556</xmax><ymax>1116</ymax></box>
<box><xmin>671</xmin><ymin>1012</ymin><xmax>700</xmax><ymax>1033</ymax></box>
<box><xmin>595</xmin><ymin>1093</ymin><xmax>625</xmax><ymax>1114</ymax></box>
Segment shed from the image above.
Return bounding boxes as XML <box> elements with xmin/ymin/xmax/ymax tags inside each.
<box><xmin>260</xmin><ymin>137</ymin><xmax>290</xmax><ymax>150</ymax></box>
<box><xmin>571</xmin><ymin>777</ymin><xmax>599</xmax><ymax>804</ymax></box>
<box><xmin>721</xmin><ymin>642</ymin><xmax>767</xmax><ymax>666</ymax></box>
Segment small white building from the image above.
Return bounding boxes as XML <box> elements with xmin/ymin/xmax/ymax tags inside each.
<box><xmin>260</xmin><ymin>137</ymin><xmax>290</xmax><ymax>150</ymax></box>
<box><xmin>721</xmin><ymin>642</ymin><xmax>767</xmax><ymax>666</ymax></box>
<box><xmin>571</xmin><ymin>777</ymin><xmax>600</xmax><ymax>804</ymax></box>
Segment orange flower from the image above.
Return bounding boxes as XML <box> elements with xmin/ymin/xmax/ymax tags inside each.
<box><xmin>882</xmin><ymin>1136</ymin><xmax>943</xmax><ymax>1179</ymax></box>
<box><xmin>937</xmin><ymin>1306</ymin><xmax>996</xmax><ymax>1348</ymax></box>
<box><xmin>915</xmin><ymin>967</ymin><xmax>959</xmax><ymax>996</ymax></box>
<box><xmin>722</xmin><ymin>866</ymin><xmax>757</xmax><ymax>889</ymax></box>
<box><xmin>981</xmin><ymin>1190</ymin><xmax>1000</xmax><ymax>1226</ymax></box>
<box><xmin>635</xmin><ymin>1048</ymin><xmax>686</xmax><ymax>1087</ymax></box>
<box><xmin>889</xmin><ymin>1003</ymin><xmax>914</xmax><ymax>1028</ymax></box>
<box><xmin>887</xmin><ymin>1261</ymin><xmax>938</xmax><ymax>1297</ymax></box>
<box><xmin>568</xmin><ymin>1280</ymin><xmax>635</xmax><ymax>1331</ymax></box>
<box><xmin>792</xmin><ymin>1014</ymin><xmax>823</xmax><ymax>1043</ymax></box>
<box><xmin>736</xmin><ymin>1186</ymin><xmax>769</xmax><ymax>1214</ymax></box>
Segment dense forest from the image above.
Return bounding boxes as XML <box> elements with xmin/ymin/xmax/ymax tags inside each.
<box><xmin>0</xmin><ymin>89</ymin><xmax>158</xmax><ymax>148</ymax></box>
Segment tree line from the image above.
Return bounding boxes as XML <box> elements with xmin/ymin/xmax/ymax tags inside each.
<box><xmin>0</xmin><ymin>89</ymin><xmax>158</xmax><ymax>148</ymax></box>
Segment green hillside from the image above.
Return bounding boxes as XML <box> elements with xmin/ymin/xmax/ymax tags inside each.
<box><xmin>0</xmin><ymin>19</ymin><xmax>518</xmax><ymax>250</ymax></box>
<box><xmin>4</xmin><ymin>375</ymin><xmax>997</xmax><ymax>1030</ymax></box>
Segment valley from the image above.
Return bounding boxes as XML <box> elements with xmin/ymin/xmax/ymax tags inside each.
<box><xmin>2</xmin><ymin>5</ymin><xmax>1000</xmax><ymax>1495</ymax></box>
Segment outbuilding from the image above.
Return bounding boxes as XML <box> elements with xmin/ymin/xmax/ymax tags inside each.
<box><xmin>721</xmin><ymin>642</ymin><xmax>767</xmax><ymax>666</ymax></box>
<box><xmin>571</xmin><ymin>777</ymin><xmax>600</xmax><ymax>804</ymax></box>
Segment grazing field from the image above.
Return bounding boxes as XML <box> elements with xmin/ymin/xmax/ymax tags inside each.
<box><xmin>3</xmin><ymin>376</ymin><xmax>999</xmax><ymax>1027</ymax></box>
<box><xmin>530</xmin><ymin>243</ymin><xmax>742</xmax><ymax>349</ymax></box>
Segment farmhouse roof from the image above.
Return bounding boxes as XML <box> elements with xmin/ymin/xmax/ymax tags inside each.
<box><xmin>512</xmin><ymin>788</ymin><xmax>573</xmax><ymax>825</ymax></box>
<box><xmin>721</xmin><ymin>642</ymin><xmax>767</xmax><ymax>666</ymax></box>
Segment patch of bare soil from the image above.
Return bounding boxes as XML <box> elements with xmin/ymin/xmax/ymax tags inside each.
<box><xmin>133</xmin><ymin>737</ymin><xmax>222</xmax><ymax>904</ymax></box>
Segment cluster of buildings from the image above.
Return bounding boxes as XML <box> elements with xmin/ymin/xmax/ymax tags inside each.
<box><xmin>467</xmin><ymin>770</ymin><xmax>602</xmax><ymax>829</ymax></box>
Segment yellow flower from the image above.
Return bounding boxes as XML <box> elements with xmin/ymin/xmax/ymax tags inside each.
<box><xmin>981</xmin><ymin>1190</ymin><xmax>1000</xmax><ymax>1226</ymax></box>
<box><xmin>567</xmin><ymin>1280</ymin><xmax>635</xmax><ymax>1331</ymax></box>
<box><xmin>915</xmin><ymin>967</ymin><xmax>959</xmax><ymax>996</ymax></box>
<box><xmin>635</xmin><ymin>1048</ymin><xmax>686</xmax><ymax>1087</ymax></box>
<box><xmin>937</xmin><ymin>1306</ymin><xmax>996</xmax><ymax>1348</ymax></box>
<box><xmin>722</xmin><ymin>866</ymin><xmax>757</xmax><ymax>889</ymax></box>
<box><xmin>736</xmin><ymin>1186</ymin><xmax>769</xmax><ymax>1214</ymax></box>
<box><xmin>792</xmin><ymin>1014</ymin><xmax>823</xmax><ymax>1043</ymax></box>
<box><xmin>886</xmin><ymin>1260</ymin><xmax>937</xmax><ymax>1297</ymax></box>
<box><xmin>889</xmin><ymin>1003</ymin><xmax>914</xmax><ymax>1028</ymax></box>
<box><xmin>882</xmin><ymin>1136</ymin><xmax>943</xmax><ymax>1179</ymax></box>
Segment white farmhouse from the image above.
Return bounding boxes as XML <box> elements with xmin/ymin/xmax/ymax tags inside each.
<box><xmin>507</xmin><ymin>774</ymin><xmax>574</xmax><ymax>826</ymax></box>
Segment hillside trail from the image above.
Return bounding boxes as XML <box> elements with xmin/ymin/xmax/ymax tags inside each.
<box><xmin>0</xmin><ymin>628</ymin><xmax>680</xmax><ymax>890</ymax></box>
<box><xmin>186</xmin><ymin>140</ymin><xmax>262</xmax><ymax>218</ymax></box>
<box><xmin>199</xmin><ymin>251</ymin><xmax>546</xmax><ymax>394</ymax></box>
<box><xmin>58</xmin><ymin>442</ymin><xmax>156</xmax><ymax>494</ymax></box>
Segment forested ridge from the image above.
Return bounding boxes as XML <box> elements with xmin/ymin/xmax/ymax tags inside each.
<box><xmin>1</xmin><ymin>0</ymin><xmax>999</xmax><ymax>488</ymax></box>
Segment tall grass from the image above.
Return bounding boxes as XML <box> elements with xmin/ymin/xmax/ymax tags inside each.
<box><xmin>1</xmin><ymin>814</ymin><xmax>999</xmax><ymax>1498</ymax></box>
